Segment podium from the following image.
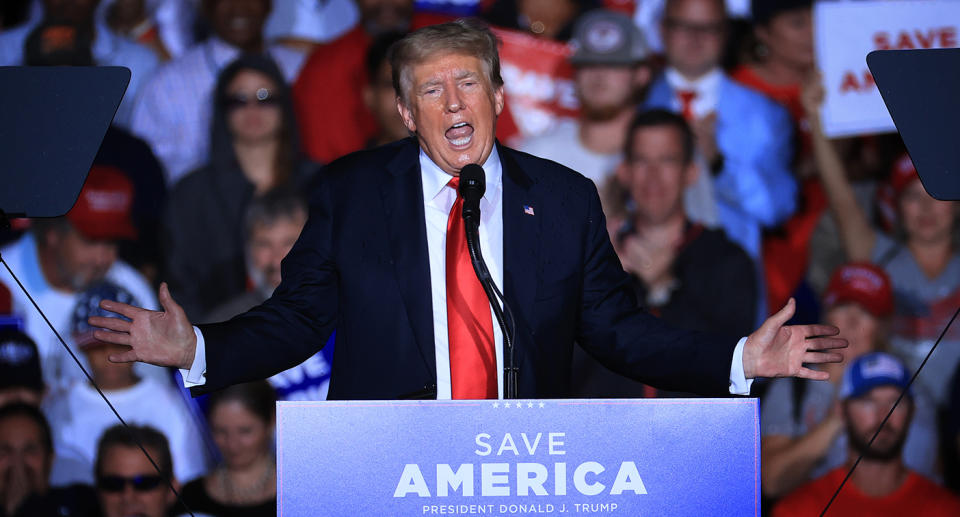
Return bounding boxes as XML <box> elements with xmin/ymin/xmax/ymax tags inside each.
<box><xmin>277</xmin><ymin>398</ymin><xmax>759</xmax><ymax>516</ymax></box>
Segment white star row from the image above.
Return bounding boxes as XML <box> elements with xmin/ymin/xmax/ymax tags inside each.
<box><xmin>491</xmin><ymin>401</ymin><xmax>546</xmax><ymax>408</ymax></box>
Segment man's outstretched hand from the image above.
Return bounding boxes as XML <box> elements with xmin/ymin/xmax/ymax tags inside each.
<box><xmin>743</xmin><ymin>298</ymin><xmax>848</xmax><ymax>381</ymax></box>
<box><xmin>88</xmin><ymin>282</ymin><xmax>197</xmax><ymax>370</ymax></box>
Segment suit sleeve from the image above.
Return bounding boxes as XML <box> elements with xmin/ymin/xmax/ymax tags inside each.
<box><xmin>575</xmin><ymin>186</ymin><xmax>739</xmax><ymax>396</ymax></box>
<box><xmin>192</xmin><ymin>178</ymin><xmax>339</xmax><ymax>394</ymax></box>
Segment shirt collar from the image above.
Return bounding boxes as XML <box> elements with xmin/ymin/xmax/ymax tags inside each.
<box><xmin>419</xmin><ymin>145</ymin><xmax>503</xmax><ymax>204</ymax></box>
<box><xmin>664</xmin><ymin>67</ymin><xmax>722</xmax><ymax>95</ymax></box>
<box><xmin>207</xmin><ymin>36</ymin><xmax>242</xmax><ymax>69</ymax></box>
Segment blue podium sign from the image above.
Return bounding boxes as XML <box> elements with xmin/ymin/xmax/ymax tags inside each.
<box><xmin>277</xmin><ymin>399</ymin><xmax>759</xmax><ymax>516</ymax></box>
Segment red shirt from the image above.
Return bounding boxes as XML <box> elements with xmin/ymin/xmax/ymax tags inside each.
<box><xmin>292</xmin><ymin>13</ymin><xmax>519</xmax><ymax>164</ymax></box>
<box><xmin>772</xmin><ymin>468</ymin><xmax>960</xmax><ymax>517</ymax></box>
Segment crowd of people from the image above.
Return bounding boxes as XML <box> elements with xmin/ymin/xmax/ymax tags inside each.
<box><xmin>1</xmin><ymin>0</ymin><xmax>959</xmax><ymax>515</ymax></box>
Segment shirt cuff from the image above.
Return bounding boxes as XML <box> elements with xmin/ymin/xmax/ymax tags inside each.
<box><xmin>178</xmin><ymin>326</ymin><xmax>207</xmax><ymax>388</ymax></box>
<box><xmin>728</xmin><ymin>336</ymin><xmax>753</xmax><ymax>395</ymax></box>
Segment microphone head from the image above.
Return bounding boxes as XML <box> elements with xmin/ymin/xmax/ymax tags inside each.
<box><xmin>459</xmin><ymin>163</ymin><xmax>485</xmax><ymax>202</ymax></box>
<box><xmin>459</xmin><ymin>164</ymin><xmax>485</xmax><ymax>223</ymax></box>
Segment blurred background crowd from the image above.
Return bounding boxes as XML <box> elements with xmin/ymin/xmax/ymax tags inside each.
<box><xmin>0</xmin><ymin>0</ymin><xmax>959</xmax><ymax>515</ymax></box>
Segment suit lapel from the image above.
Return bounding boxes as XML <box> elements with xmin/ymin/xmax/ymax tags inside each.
<box><xmin>379</xmin><ymin>139</ymin><xmax>437</xmax><ymax>381</ymax></box>
<box><xmin>499</xmin><ymin>144</ymin><xmax>539</xmax><ymax>373</ymax></box>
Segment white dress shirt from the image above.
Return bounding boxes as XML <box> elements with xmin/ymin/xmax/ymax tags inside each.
<box><xmin>664</xmin><ymin>67</ymin><xmax>723</xmax><ymax>120</ymax></box>
<box><xmin>182</xmin><ymin>147</ymin><xmax>754</xmax><ymax>396</ymax></box>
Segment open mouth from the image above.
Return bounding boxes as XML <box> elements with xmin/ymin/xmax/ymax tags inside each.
<box><xmin>445</xmin><ymin>122</ymin><xmax>474</xmax><ymax>147</ymax></box>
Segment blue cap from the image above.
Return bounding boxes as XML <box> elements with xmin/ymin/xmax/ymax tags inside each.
<box><xmin>840</xmin><ymin>352</ymin><xmax>911</xmax><ymax>400</ymax></box>
<box><xmin>71</xmin><ymin>281</ymin><xmax>137</xmax><ymax>347</ymax></box>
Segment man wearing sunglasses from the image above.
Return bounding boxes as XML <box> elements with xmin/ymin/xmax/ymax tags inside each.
<box><xmin>94</xmin><ymin>424</ymin><xmax>178</xmax><ymax>517</ymax></box>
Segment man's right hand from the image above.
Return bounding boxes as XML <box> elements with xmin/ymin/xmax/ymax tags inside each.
<box><xmin>89</xmin><ymin>282</ymin><xmax>198</xmax><ymax>370</ymax></box>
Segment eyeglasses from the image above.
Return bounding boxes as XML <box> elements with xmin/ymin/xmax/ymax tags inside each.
<box><xmin>97</xmin><ymin>474</ymin><xmax>164</xmax><ymax>492</ymax></box>
<box><xmin>663</xmin><ymin>18</ymin><xmax>726</xmax><ymax>37</ymax></box>
<box><xmin>223</xmin><ymin>87</ymin><xmax>281</xmax><ymax>110</ymax></box>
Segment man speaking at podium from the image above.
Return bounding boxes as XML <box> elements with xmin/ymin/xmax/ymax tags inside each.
<box><xmin>90</xmin><ymin>19</ymin><xmax>846</xmax><ymax>400</ymax></box>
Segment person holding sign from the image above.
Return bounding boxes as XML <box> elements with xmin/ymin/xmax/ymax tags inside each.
<box><xmin>803</xmin><ymin>78</ymin><xmax>960</xmax><ymax>406</ymax></box>
<box><xmin>88</xmin><ymin>20</ymin><xmax>846</xmax><ymax>402</ymax></box>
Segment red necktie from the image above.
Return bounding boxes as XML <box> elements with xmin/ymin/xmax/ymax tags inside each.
<box><xmin>445</xmin><ymin>177</ymin><xmax>497</xmax><ymax>399</ymax></box>
<box><xmin>677</xmin><ymin>89</ymin><xmax>697</xmax><ymax>121</ymax></box>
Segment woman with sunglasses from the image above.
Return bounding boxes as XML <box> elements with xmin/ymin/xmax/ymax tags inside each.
<box><xmin>162</xmin><ymin>53</ymin><xmax>316</xmax><ymax>322</ymax></box>
<box><xmin>181</xmin><ymin>381</ymin><xmax>277</xmax><ymax>516</ymax></box>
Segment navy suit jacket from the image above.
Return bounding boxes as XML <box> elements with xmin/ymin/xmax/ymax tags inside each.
<box><xmin>196</xmin><ymin>138</ymin><xmax>739</xmax><ymax>399</ymax></box>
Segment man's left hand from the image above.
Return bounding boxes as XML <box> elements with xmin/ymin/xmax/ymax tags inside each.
<box><xmin>742</xmin><ymin>298</ymin><xmax>847</xmax><ymax>380</ymax></box>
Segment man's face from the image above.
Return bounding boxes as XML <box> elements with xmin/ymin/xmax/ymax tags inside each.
<box><xmin>397</xmin><ymin>52</ymin><xmax>504</xmax><ymax>175</ymax></box>
<box><xmin>247</xmin><ymin>213</ymin><xmax>307</xmax><ymax>291</ymax></box>
<box><xmin>825</xmin><ymin>303</ymin><xmax>882</xmax><ymax>361</ymax></box>
<box><xmin>574</xmin><ymin>65</ymin><xmax>648</xmax><ymax>121</ymax></box>
<box><xmin>45</xmin><ymin>226</ymin><xmax>118</xmax><ymax>291</ymax></box>
<box><xmin>43</xmin><ymin>0</ymin><xmax>99</xmax><ymax>25</ymax></box>
<box><xmin>208</xmin><ymin>0</ymin><xmax>269</xmax><ymax>50</ymax></box>
<box><xmin>0</xmin><ymin>416</ymin><xmax>51</xmax><ymax>501</ymax></box>
<box><xmin>661</xmin><ymin>0</ymin><xmax>727</xmax><ymax>79</ymax></box>
<box><xmin>356</xmin><ymin>0</ymin><xmax>413</xmax><ymax>35</ymax></box>
<box><xmin>844</xmin><ymin>385</ymin><xmax>912</xmax><ymax>461</ymax></box>
<box><xmin>365</xmin><ymin>59</ymin><xmax>412</xmax><ymax>143</ymax></box>
<box><xmin>620</xmin><ymin>125</ymin><xmax>693</xmax><ymax>225</ymax></box>
<box><xmin>97</xmin><ymin>445</ymin><xmax>173</xmax><ymax>517</ymax></box>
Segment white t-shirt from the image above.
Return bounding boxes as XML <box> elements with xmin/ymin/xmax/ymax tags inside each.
<box><xmin>43</xmin><ymin>376</ymin><xmax>210</xmax><ymax>484</ymax></box>
<box><xmin>518</xmin><ymin>118</ymin><xmax>622</xmax><ymax>186</ymax></box>
<box><xmin>0</xmin><ymin>233</ymin><xmax>164</xmax><ymax>395</ymax></box>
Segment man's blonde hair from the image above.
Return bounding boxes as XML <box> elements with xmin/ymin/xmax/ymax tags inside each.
<box><xmin>388</xmin><ymin>18</ymin><xmax>504</xmax><ymax>105</ymax></box>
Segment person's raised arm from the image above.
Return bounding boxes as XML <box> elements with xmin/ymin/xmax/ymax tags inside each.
<box><xmin>90</xmin><ymin>282</ymin><xmax>198</xmax><ymax>370</ymax></box>
<box><xmin>804</xmin><ymin>74</ymin><xmax>877</xmax><ymax>261</ymax></box>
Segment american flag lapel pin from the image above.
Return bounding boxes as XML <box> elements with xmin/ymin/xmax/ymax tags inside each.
<box><xmin>523</xmin><ymin>205</ymin><xmax>535</xmax><ymax>216</ymax></box>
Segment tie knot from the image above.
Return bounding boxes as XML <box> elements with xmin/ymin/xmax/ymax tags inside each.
<box><xmin>677</xmin><ymin>89</ymin><xmax>697</xmax><ymax>103</ymax></box>
<box><xmin>447</xmin><ymin>176</ymin><xmax>460</xmax><ymax>190</ymax></box>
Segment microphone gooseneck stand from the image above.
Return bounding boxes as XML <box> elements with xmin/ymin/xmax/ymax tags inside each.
<box><xmin>459</xmin><ymin>164</ymin><xmax>519</xmax><ymax>399</ymax></box>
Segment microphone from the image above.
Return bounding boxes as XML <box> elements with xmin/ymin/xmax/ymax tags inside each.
<box><xmin>457</xmin><ymin>164</ymin><xmax>519</xmax><ymax>399</ymax></box>
<box><xmin>459</xmin><ymin>164</ymin><xmax>485</xmax><ymax>226</ymax></box>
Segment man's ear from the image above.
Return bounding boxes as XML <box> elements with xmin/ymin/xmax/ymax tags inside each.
<box><xmin>397</xmin><ymin>96</ymin><xmax>417</xmax><ymax>133</ymax></box>
<box><xmin>683</xmin><ymin>161</ymin><xmax>700</xmax><ymax>188</ymax></box>
<box><xmin>494</xmin><ymin>85</ymin><xmax>505</xmax><ymax>117</ymax></box>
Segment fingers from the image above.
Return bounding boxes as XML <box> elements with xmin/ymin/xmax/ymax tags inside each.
<box><xmin>99</xmin><ymin>299</ymin><xmax>143</xmax><ymax>319</ymax></box>
<box><xmin>800</xmin><ymin>324</ymin><xmax>841</xmax><ymax>338</ymax></box>
<box><xmin>92</xmin><ymin>329</ymin><xmax>131</xmax><ymax>346</ymax></box>
<box><xmin>795</xmin><ymin>367</ymin><xmax>830</xmax><ymax>381</ymax></box>
<box><xmin>805</xmin><ymin>336</ymin><xmax>848</xmax><ymax>351</ymax></box>
<box><xmin>765</xmin><ymin>298</ymin><xmax>796</xmax><ymax>329</ymax></box>
<box><xmin>158</xmin><ymin>282</ymin><xmax>181</xmax><ymax>315</ymax></box>
<box><xmin>88</xmin><ymin>315</ymin><xmax>131</xmax><ymax>333</ymax></box>
<box><xmin>108</xmin><ymin>348</ymin><xmax>138</xmax><ymax>364</ymax></box>
<box><xmin>803</xmin><ymin>351</ymin><xmax>844</xmax><ymax>365</ymax></box>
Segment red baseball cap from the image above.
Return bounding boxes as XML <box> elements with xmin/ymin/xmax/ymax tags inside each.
<box><xmin>66</xmin><ymin>165</ymin><xmax>137</xmax><ymax>241</ymax></box>
<box><xmin>823</xmin><ymin>262</ymin><xmax>894</xmax><ymax>318</ymax></box>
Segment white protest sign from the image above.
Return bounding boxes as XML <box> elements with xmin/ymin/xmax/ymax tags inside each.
<box><xmin>814</xmin><ymin>0</ymin><xmax>959</xmax><ymax>138</ymax></box>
